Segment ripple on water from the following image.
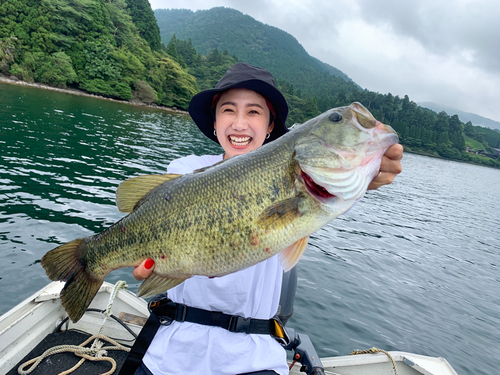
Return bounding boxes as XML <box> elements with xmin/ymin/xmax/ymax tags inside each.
<box><xmin>1</xmin><ymin>85</ymin><xmax>500</xmax><ymax>374</ymax></box>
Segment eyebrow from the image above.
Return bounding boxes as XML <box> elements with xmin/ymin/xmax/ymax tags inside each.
<box><xmin>219</xmin><ymin>101</ymin><xmax>265</xmax><ymax>109</ymax></box>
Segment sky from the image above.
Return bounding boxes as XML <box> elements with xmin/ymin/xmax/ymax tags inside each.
<box><xmin>148</xmin><ymin>0</ymin><xmax>500</xmax><ymax>123</ymax></box>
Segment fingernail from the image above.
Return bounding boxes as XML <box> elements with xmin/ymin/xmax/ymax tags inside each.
<box><xmin>144</xmin><ymin>258</ymin><xmax>154</xmax><ymax>269</ymax></box>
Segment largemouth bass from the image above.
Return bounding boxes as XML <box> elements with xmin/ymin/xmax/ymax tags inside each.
<box><xmin>41</xmin><ymin>102</ymin><xmax>398</xmax><ymax>322</ymax></box>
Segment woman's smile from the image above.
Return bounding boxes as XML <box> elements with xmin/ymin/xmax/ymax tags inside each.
<box><xmin>228</xmin><ymin>135</ymin><xmax>252</xmax><ymax>147</ymax></box>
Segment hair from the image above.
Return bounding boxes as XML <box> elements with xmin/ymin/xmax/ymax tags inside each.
<box><xmin>211</xmin><ymin>90</ymin><xmax>276</xmax><ymax>126</ymax></box>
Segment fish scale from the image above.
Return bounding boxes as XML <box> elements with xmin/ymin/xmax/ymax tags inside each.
<box><xmin>41</xmin><ymin>102</ymin><xmax>398</xmax><ymax>322</ymax></box>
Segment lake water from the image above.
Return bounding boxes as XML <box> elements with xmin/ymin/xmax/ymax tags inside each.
<box><xmin>1</xmin><ymin>82</ymin><xmax>499</xmax><ymax>374</ymax></box>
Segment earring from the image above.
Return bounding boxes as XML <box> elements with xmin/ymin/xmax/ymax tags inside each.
<box><xmin>266</xmin><ymin>133</ymin><xmax>270</xmax><ymax>139</ymax></box>
<box><xmin>214</xmin><ymin>129</ymin><xmax>217</xmax><ymax>136</ymax></box>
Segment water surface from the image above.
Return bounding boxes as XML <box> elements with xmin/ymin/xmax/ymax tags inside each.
<box><xmin>1</xmin><ymin>82</ymin><xmax>499</xmax><ymax>374</ymax></box>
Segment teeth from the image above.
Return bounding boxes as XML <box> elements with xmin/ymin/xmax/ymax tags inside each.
<box><xmin>229</xmin><ymin>136</ymin><xmax>251</xmax><ymax>145</ymax></box>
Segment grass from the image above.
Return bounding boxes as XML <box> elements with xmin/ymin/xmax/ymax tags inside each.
<box><xmin>464</xmin><ymin>134</ymin><xmax>486</xmax><ymax>150</ymax></box>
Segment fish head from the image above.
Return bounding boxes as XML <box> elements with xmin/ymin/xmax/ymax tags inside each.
<box><xmin>294</xmin><ymin>102</ymin><xmax>399</xmax><ymax>210</ymax></box>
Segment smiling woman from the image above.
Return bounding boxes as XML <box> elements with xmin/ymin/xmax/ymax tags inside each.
<box><xmin>214</xmin><ymin>88</ymin><xmax>274</xmax><ymax>159</ymax></box>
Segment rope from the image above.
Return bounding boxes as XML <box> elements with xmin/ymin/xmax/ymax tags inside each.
<box><xmin>17</xmin><ymin>334</ymin><xmax>130</xmax><ymax>375</ymax></box>
<box><xmin>18</xmin><ymin>281</ymin><xmax>130</xmax><ymax>375</ymax></box>
<box><xmin>98</xmin><ymin>281</ymin><xmax>128</xmax><ymax>337</ymax></box>
<box><xmin>350</xmin><ymin>347</ymin><xmax>399</xmax><ymax>375</ymax></box>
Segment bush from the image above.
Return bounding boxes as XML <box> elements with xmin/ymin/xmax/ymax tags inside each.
<box><xmin>132</xmin><ymin>80</ymin><xmax>157</xmax><ymax>104</ymax></box>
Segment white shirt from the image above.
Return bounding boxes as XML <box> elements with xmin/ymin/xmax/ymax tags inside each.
<box><xmin>143</xmin><ymin>154</ymin><xmax>289</xmax><ymax>375</ymax></box>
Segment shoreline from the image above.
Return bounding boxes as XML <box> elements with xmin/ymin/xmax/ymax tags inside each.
<box><xmin>404</xmin><ymin>148</ymin><xmax>500</xmax><ymax>170</ymax></box>
<box><xmin>0</xmin><ymin>75</ymin><xmax>189</xmax><ymax>115</ymax></box>
<box><xmin>2</xmin><ymin>75</ymin><xmax>498</xmax><ymax>170</ymax></box>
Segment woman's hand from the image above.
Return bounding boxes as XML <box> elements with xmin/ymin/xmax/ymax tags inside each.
<box><xmin>133</xmin><ymin>258</ymin><xmax>155</xmax><ymax>281</ymax></box>
<box><xmin>368</xmin><ymin>144</ymin><xmax>404</xmax><ymax>190</ymax></box>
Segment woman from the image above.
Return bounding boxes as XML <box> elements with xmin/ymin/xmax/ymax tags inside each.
<box><xmin>131</xmin><ymin>63</ymin><xmax>403</xmax><ymax>375</ymax></box>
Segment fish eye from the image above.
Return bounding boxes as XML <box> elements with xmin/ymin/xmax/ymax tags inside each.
<box><xmin>329</xmin><ymin>112</ymin><xmax>342</xmax><ymax>122</ymax></box>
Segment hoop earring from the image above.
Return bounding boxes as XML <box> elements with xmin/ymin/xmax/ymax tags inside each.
<box><xmin>214</xmin><ymin>129</ymin><xmax>217</xmax><ymax>136</ymax></box>
<box><xmin>266</xmin><ymin>133</ymin><xmax>270</xmax><ymax>139</ymax></box>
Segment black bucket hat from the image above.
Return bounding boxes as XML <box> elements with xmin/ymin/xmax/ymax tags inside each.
<box><xmin>188</xmin><ymin>62</ymin><xmax>289</xmax><ymax>144</ymax></box>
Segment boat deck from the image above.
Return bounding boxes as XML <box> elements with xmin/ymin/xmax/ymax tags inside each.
<box><xmin>7</xmin><ymin>330</ymin><xmax>130</xmax><ymax>375</ymax></box>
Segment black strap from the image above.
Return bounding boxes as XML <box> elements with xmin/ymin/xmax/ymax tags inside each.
<box><xmin>118</xmin><ymin>310</ymin><xmax>161</xmax><ymax>375</ymax></box>
<box><xmin>118</xmin><ymin>299</ymin><xmax>278</xmax><ymax>375</ymax></box>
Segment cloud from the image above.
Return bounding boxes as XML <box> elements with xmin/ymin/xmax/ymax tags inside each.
<box><xmin>356</xmin><ymin>0</ymin><xmax>500</xmax><ymax>73</ymax></box>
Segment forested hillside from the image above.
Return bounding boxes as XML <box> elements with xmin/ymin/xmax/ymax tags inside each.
<box><xmin>0</xmin><ymin>0</ymin><xmax>197</xmax><ymax>108</ymax></box>
<box><xmin>156</xmin><ymin>7</ymin><xmax>500</xmax><ymax>168</ymax></box>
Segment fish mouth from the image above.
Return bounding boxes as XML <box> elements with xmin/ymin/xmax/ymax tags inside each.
<box><xmin>228</xmin><ymin>135</ymin><xmax>252</xmax><ymax>148</ymax></box>
<box><xmin>302</xmin><ymin>171</ymin><xmax>336</xmax><ymax>200</ymax></box>
<box><xmin>299</xmin><ymin>163</ymin><xmax>372</xmax><ymax>205</ymax></box>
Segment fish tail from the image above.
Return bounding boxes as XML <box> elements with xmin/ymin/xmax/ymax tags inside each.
<box><xmin>41</xmin><ymin>238</ymin><xmax>103</xmax><ymax>322</ymax></box>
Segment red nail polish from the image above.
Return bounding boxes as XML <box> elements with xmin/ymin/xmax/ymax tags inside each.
<box><xmin>144</xmin><ymin>258</ymin><xmax>154</xmax><ymax>269</ymax></box>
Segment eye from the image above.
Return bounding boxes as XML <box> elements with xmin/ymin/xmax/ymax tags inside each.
<box><xmin>329</xmin><ymin>112</ymin><xmax>342</xmax><ymax>122</ymax></box>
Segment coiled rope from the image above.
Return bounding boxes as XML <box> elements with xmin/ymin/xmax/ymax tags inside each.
<box><xmin>18</xmin><ymin>281</ymin><xmax>130</xmax><ymax>375</ymax></box>
<box><xmin>350</xmin><ymin>347</ymin><xmax>398</xmax><ymax>375</ymax></box>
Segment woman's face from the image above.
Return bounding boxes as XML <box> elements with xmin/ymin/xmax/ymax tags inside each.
<box><xmin>214</xmin><ymin>88</ymin><xmax>274</xmax><ymax>159</ymax></box>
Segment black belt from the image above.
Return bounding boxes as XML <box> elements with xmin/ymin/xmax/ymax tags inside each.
<box><xmin>118</xmin><ymin>296</ymin><xmax>288</xmax><ymax>375</ymax></box>
<box><xmin>150</xmin><ymin>298</ymin><xmax>282</xmax><ymax>335</ymax></box>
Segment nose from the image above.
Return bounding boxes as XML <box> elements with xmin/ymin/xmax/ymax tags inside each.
<box><xmin>231</xmin><ymin>113</ymin><xmax>248</xmax><ymax>131</ymax></box>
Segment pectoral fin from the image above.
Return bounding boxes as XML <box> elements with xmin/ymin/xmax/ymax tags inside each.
<box><xmin>258</xmin><ymin>196</ymin><xmax>304</xmax><ymax>228</ymax></box>
<box><xmin>116</xmin><ymin>174</ymin><xmax>181</xmax><ymax>213</ymax></box>
<box><xmin>279</xmin><ymin>236</ymin><xmax>309</xmax><ymax>272</ymax></box>
<box><xmin>137</xmin><ymin>273</ymin><xmax>187</xmax><ymax>298</ymax></box>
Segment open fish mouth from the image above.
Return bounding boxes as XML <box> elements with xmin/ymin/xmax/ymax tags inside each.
<box><xmin>300</xmin><ymin>164</ymin><xmax>371</xmax><ymax>204</ymax></box>
<box><xmin>302</xmin><ymin>171</ymin><xmax>335</xmax><ymax>199</ymax></box>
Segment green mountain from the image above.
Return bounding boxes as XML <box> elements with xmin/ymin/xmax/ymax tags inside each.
<box><xmin>154</xmin><ymin>7</ymin><xmax>359</xmax><ymax>110</ymax></box>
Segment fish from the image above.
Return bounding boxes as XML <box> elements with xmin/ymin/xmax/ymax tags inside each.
<box><xmin>41</xmin><ymin>102</ymin><xmax>399</xmax><ymax>322</ymax></box>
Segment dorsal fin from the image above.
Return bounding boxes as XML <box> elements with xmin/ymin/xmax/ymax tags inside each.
<box><xmin>116</xmin><ymin>174</ymin><xmax>181</xmax><ymax>213</ymax></box>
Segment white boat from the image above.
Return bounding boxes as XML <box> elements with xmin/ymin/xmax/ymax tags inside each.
<box><xmin>0</xmin><ymin>281</ymin><xmax>458</xmax><ymax>375</ymax></box>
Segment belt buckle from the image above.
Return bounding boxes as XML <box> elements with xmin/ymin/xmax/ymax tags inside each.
<box><xmin>270</xmin><ymin>317</ymin><xmax>290</xmax><ymax>346</ymax></box>
<box><xmin>228</xmin><ymin>315</ymin><xmax>251</xmax><ymax>333</ymax></box>
<box><xmin>148</xmin><ymin>295</ymin><xmax>175</xmax><ymax>326</ymax></box>
<box><xmin>148</xmin><ymin>294</ymin><xmax>169</xmax><ymax>312</ymax></box>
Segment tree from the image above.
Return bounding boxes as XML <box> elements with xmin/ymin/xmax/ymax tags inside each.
<box><xmin>165</xmin><ymin>34</ymin><xmax>181</xmax><ymax>64</ymax></box>
<box><xmin>125</xmin><ymin>0</ymin><xmax>161</xmax><ymax>51</ymax></box>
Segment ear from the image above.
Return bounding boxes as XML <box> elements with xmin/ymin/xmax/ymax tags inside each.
<box><xmin>268</xmin><ymin>122</ymin><xmax>275</xmax><ymax>134</ymax></box>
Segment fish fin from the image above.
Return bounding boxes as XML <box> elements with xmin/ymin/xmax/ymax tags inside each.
<box><xmin>116</xmin><ymin>174</ymin><xmax>182</xmax><ymax>213</ymax></box>
<box><xmin>41</xmin><ymin>239</ymin><xmax>103</xmax><ymax>323</ymax></box>
<box><xmin>258</xmin><ymin>197</ymin><xmax>304</xmax><ymax>227</ymax></box>
<box><xmin>279</xmin><ymin>236</ymin><xmax>310</xmax><ymax>272</ymax></box>
<box><xmin>137</xmin><ymin>273</ymin><xmax>187</xmax><ymax>298</ymax></box>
